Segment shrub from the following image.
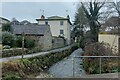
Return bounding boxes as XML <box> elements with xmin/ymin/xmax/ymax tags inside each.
<box><xmin>2</xmin><ymin>31</ymin><xmax>16</xmax><ymax>47</ymax></box>
<box><xmin>2</xmin><ymin>23</ymin><xmax>11</xmax><ymax>32</ymax></box>
<box><xmin>83</xmin><ymin>42</ymin><xmax>117</xmax><ymax>74</ymax></box>
<box><xmin>84</xmin><ymin>42</ymin><xmax>113</xmax><ymax>56</ymax></box>
<box><xmin>16</xmin><ymin>36</ymin><xmax>35</xmax><ymax>49</ymax></box>
<box><xmin>25</xmin><ymin>37</ymin><xmax>35</xmax><ymax>49</ymax></box>
<box><xmin>15</xmin><ymin>36</ymin><xmax>22</xmax><ymax>47</ymax></box>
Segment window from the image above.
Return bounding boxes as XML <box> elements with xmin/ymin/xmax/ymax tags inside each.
<box><xmin>60</xmin><ymin>21</ymin><xmax>64</xmax><ymax>25</ymax></box>
<box><xmin>60</xmin><ymin>29</ymin><xmax>64</xmax><ymax>34</ymax></box>
<box><xmin>45</xmin><ymin>21</ymin><xmax>48</xmax><ymax>25</ymax></box>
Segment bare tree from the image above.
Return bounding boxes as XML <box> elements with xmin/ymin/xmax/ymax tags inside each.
<box><xmin>81</xmin><ymin>1</ymin><xmax>105</xmax><ymax>42</ymax></box>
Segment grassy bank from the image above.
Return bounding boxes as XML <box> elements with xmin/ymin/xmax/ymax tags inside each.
<box><xmin>2</xmin><ymin>45</ymin><xmax>78</xmax><ymax>79</ymax></box>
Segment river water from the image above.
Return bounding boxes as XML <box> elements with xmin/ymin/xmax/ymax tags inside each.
<box><xmin>48</xmin><ymin>48</ymin><xmax>86</xmax><ymax>78</ymax></box>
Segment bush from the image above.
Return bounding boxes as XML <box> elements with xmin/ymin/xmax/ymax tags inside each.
<box><xmin>2</xmin><ymin>23</ymin><xmax>11</xmax><ymax>32</ymax></box>
<box><xmin>84</xmin><ymin>42</ymin><xmax>113</xmax><ymax>56</ymax></box>
<box><xmin>83</xmin><ymin>42</ymin><xmax>117</xmax><ymax>74</ymax></box>
<box><xmin>16</xmin><ymin>36</ymin><xmax>35</xmax><ymax>49</ymax></box>
<box><xmin>15</xmin><ymin>36</ymin><xmax>22</xmax><ymax>47</ymax></box>
<box><xmin>2</xmin><ymin>31</ymin><xmax>16</xmax><ymax>47</ymax></box>
<box><xmin>25</xmin><ymin>37</ymin><xmax>35</xmax><ymax>48</ymax></box>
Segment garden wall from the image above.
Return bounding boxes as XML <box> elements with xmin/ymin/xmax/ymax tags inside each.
<box><xmin>52</xmin><ymin>37</ymin><xmax>65</xmax><ymax>49</ymax></box>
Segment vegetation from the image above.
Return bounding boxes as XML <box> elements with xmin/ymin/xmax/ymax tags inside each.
<box><xmin>16</xmin><ymin>36</ymin><xmax>35</xmax><ymax>49</ymax></box>
<box><xmin>2</xmin><ymin>23</ymin><xmax>11</xmax><ymax>32</ymax></box>
<box><xmin>73</xmin><ymin>1</ymin><xmax>119</xmax><ymax>75</ymax></box>
<box><xmin>83</xmin><ymin>42</ymin><xmax>119</xmax><ymax>74</ymax></box>
<box><xmin>73</xmin><ymin>1</ymin><xmax>105</xmax><ymax>48</ymax></box>
<box><xmin>73</xmin><ymin>5</ymin><xmax>88</xmax><ymax>44</ymax></box>
<box><xmin>81</xmin><ymin>2</ymin><xmax>105</xmax><ymax>42</ymax></box>
<box><xmin>2</xmin><ymin>45</ymin><xmax>78</xmax><ymax>79</ymax></box>
<box><xmin>2</xmin><ymin>33</ymin><xmax>35</xmax><ymax>48</ymax></box>
<box><xmin>2</xmin><ymin>31</ymin><xmax>16</xmax><ymax>47</ymax></box>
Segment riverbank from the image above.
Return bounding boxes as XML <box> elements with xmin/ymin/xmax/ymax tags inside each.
<box><xmin>0</xmin><ymin>44</ymin><xmax>76</xmax><ymax>62</ymax></box>
<box><xmin>2</xmin><ymin>45</ymin><xmax>78</xmax><ymax>79</ymax></box>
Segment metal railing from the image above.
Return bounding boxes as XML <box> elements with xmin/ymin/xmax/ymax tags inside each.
<box><xmin>72</xmin><ymin>56</ymin><xmax>119</xmax><ymax>77</ymax></box>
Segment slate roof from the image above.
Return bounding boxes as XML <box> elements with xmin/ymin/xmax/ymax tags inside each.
<box><xmin>11</xmin><ymin>24</ymin><xmax>49</xmax><ymax>36</ymax></box>
<box><xmin>0</xmin><ymin>17</ymin><xmax>10</xmax><ymax>23</ymax></box>
<box><xmin>36</xmin><ymin>16</ymin><xmax>72</xmax><ymax>25</ymax></box>
<box><xmin>48</xmin><ymin>16</ymin><xmax>66</xmax><ymax>19</ymax></box>
<box><xmin>20</xmin><ymin>20</ymin><xmax>31</xmax><ymax>25</ymax></box>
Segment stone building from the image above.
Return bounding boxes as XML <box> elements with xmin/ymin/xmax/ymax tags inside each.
<box><xmin>11</xmin><ymin>24</ymin><xmax>52</xmax><ymax>51</ymax></box>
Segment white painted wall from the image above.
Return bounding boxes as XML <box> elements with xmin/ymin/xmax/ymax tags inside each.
<box><xmin>99</xmin><ymin>34</ymin><xmax>119</xmax><ymax>53</ymax></box>
<box><xmin>38</xmin><ymin>20</ymin><xmax>71</xmax><ymax>44</ymax></box>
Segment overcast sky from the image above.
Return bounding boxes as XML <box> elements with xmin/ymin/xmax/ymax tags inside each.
<box><xmin>1</xmin><ymin>2</ymin><xmax>78</xmax><ymax>23</ymax></box>
<box><xmin>1</xmin><ymin>0</ymin><xmax>119</xmax><ymax>23</ymax></box>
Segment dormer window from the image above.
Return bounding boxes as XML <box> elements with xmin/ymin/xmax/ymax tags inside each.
<box><xmin>60</xmin><ymin>21</ymin><xmax>64</xmax><ymax>25</ymax></box>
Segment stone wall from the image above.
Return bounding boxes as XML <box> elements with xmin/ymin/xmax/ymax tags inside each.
<box><xmin>42</xmin><ymin>27</ymin><xmax>52</xmax><ymax>51</ymax></box>
<box><xmin>52</xmin><ymin>37</ymin><xmax>65</xmax><ymax>49</ymax></box>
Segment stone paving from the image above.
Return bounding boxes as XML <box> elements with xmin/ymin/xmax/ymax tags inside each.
<box><xmin>48</xmin><ymin>48</ymin><xmax>86</xmax><ymax>78</ymax></box>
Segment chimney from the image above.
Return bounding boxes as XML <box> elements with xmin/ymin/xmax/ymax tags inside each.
<box><xmin>41</xmin><ymin>15</ymin><xmax>45</xmax><ymax>19</ymax></box>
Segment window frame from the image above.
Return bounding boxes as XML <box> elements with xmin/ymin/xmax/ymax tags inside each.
<box><xmin>60</xmin><ymin>21</ymin><xmax>64</xmax><ymax>25</ymax></box>
<box><xmin>60</xmin><ymin>29</ymin><xmax>64</xmax><ymax>34</ymax></box>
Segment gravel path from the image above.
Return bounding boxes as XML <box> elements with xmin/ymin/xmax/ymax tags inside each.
<box><xmin>48</xmin><ymin>48</ymin><xmax>86</xmax><ymax>78</ymax></box>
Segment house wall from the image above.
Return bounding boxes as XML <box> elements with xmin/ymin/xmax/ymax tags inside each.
<box><xmin>99</xmin><ymin>34</ymin><xmax>119</xmax><ymax>53</ymax></box>
<box><xmin>38</xmin><ymin>20</ymin><xmax>71</xmax><ymax>45</ymax></box>
<box><xmin>67</xmin><ymin>21</ymin><xmax>71</xmax><ymax>45</ymax></box>
<box><xmin>25</xmin><ymin>34</ymin><xmax>52</xmax><ymax>51</ymax></box>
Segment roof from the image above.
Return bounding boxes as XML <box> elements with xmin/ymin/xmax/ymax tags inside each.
<box><xmin>11</xmin><ymin>24</ymin><xmax>49</xmax><ymax>36</ymax></box>
<box><xmin>104</xmin><ymin>16</ymin><xmax>120</xmax><ymax>26</ymax></box>
<box><xmin>36</xmin><ymin>15</ymin><xmax>72</xmax><ymax>25</ymax></box>
<box><xmin>48</xmin><ymin>16</ymin><xmax>66</xmax><ymax>19</ymax></box>
<box><xmin>20</xmin><ymin>20</ymin><xmax>31</xmax><ymax>25</ymax></box>
<box><xmin>0</xmin><ymin>17</ymin><xmax>10</xmax><ymax>23</ymax></box>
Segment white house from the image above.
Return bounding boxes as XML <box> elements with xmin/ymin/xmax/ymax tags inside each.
<box><xmin>36</xmin><ymin>15</ymin><xmax>72</xmax><ymax>45</ymax></box>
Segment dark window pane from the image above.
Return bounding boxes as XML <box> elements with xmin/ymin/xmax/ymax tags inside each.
<box><xmin>60</xmin><ymin>21</ymin><xmax>64</xmax><ymax>25</ymax></box>
<box><xmin>60</xmin><ymin>29</ymin><xmax>64</xmax><ymax>34</ymax></box>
